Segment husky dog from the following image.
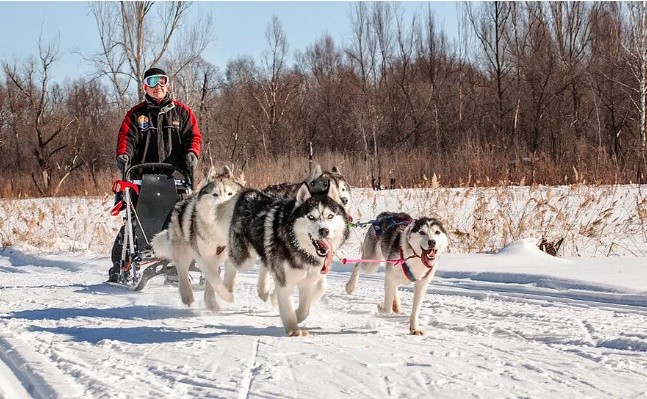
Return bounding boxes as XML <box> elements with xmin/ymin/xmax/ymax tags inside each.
<box><xmin>225</xmin><ymin>183</ymin><xmax>350</xmax><ymax>336</ymax></box>
<box><xmin>222</xmin><ymin>164</ymin><xmax>353</xmax><ymax>300</ymax></box>
<box><xmin>263</xmin><ymin>165</ymin><xmax>352</xmax><ymax>211</ymax></box>
<box><xmin>345</xmin><ymin>211</ymin><xmax>449</xmax><ymax>335</ymax></box>
<box><xmin>151</xmin><ymin>166</ymin><xmax>245</xmax><ymax>310</ymax></box>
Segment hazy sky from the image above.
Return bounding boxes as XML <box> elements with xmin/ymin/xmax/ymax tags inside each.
<box><xmin>0</xmin><ymin>1</ymin><xmax>460</xmax><ymax>82</ymax></box>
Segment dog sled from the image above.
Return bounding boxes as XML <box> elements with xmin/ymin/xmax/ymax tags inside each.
<box><xmin>109</xmin><ymin>162</ymin><xmax>194</xmax><ymax>291</ymax></box>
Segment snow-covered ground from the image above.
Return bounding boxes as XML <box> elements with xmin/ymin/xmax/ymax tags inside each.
<box><xmin>1</xmin><ymin>187</ymin><xmax>646</xmax><ymax>398</ymax></box>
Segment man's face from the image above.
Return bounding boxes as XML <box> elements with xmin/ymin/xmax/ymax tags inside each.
<box><xmin>144</xmin><ymin>81</ymin><xmax>168</xmax><ymax>101</ymax></box>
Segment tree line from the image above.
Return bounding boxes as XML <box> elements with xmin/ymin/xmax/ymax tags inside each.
<box><xmin>1</xmin><ymin>2</ymin><xmax>646</xmax><ymax>198</ymax></box>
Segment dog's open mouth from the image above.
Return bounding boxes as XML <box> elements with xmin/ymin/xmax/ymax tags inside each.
<box><xmin>310</xmin><ymin>235</ymin><xmax>333</xmax><ymax>274</ymax></box>
<box><xmin>421</xmin><ymin>248</ymin><xmax>437</xmax><ymax>268</ymax></box>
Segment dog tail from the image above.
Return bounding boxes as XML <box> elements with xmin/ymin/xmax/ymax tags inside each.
<box><xmin>151</xmin><ymin>229</ymin><xmax>172</xmax><ymax>260</ymax></box>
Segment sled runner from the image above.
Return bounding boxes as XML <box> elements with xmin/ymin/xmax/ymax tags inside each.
<box><xmin>109</xmin><ymin>163</ymin><xmax>194</xmax><ymax>291</ymax></box>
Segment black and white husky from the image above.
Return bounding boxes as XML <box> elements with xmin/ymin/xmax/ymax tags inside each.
<box><xmin>151</xmin><ymin>166</ymin><xmax>245</xmax><ymax>310</ymax></box>
<box><xmin>223</xmin><ymin>164</ymin><xmax>352</xmax><ymax>300</ymax></box>
<box><xmin>226</xmin><ymin>183</ymin><xmax>350</xmax><ymax>336</ymax></box>
<box><xmin>345</xmin><ymin>211</ymin><xmax>449</xmax><ymax>335</ymax></box>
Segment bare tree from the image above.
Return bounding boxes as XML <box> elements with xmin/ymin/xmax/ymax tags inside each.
<box><xmin>2</xmin><ymin>38</ymin><xmax>81</xmax><ymax>195</ymax></box>
<box><xmin>87</xmin><ymin>1</ymin><xmax>213</xmax><ymax>108</ymax></box>
<box><xmin>625</xmin><ymin>1</ymin><xmax>647</xmax><ymax>183</ymax></box>
<box><xmin>347</xmin><ymin>3</ymin><xmax>394</xmax><ymax>184</ymax></box>
<box><xmin>252</xmin><ymin>16</ymin><xmax>303</xmax><ymax>157</ymax></box>
<box><xmin>587</xmin><ymin>3</ymin><xmax>630</xmax><ymax>167</ymax></box>
<box><xmin>468</xmin><ymin>1</ymin><xmax>513</xmax><ymax>144</ymax></box>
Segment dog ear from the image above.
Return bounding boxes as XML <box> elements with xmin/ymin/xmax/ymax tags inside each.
<box><xmin>326</xmin><ymin>180</ymin><xmax>342</xmax><ymax>204</ymax></box>
<box><xmin>195</xmin><ymin>165</ymin><xmax>218</xmax><ymax>191</ymax></box>
<box><xmin>221</xmin><ymin>165</ymin><xmax>232</xmax><ymax>178</ymax></box>
<box><xmin>295</xmin><ymin>182</ymin><xmax>311</xmax><ymax>204</ymax></box>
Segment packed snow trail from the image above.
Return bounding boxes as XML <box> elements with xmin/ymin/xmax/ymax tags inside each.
<box><xmin>0</xmin><ymin>246</ymin><xmax>646</xmax><ymax>398</ymax></box>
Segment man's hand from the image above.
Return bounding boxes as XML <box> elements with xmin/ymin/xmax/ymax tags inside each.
<box><xmin>116</xmin><ymin>154</ymin><xmax>129</xmax><ymax>173</ymax></box>
<box><xmin>186</xmin><ymin>152</ymin><xmax>198</xmax><ymax>169</ymax></box>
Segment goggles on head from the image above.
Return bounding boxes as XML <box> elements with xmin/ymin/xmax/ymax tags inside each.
<box><xmin>144</xmin><ymin>74</ymin><xmax>169</xmax><ymax>87</ymax></box>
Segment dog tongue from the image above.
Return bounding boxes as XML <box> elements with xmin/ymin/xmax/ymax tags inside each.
<box><xmin>318</xmin><ymin>239</ymin><xmax>332</xmax><ymax>274</ymax></box>
<box><xmin>421</xmin><ymin>249</ymin><xmax>435</xmax><ymax>268</ymax></box>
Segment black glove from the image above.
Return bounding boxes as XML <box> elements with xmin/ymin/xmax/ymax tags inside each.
<box><xmin>116</xmin><ymin>154</ymin><xmax>129</xmax><ymax>173</ymax></box>
<box><xmin>186</xmin><ymin>152</ymin><xmax>198</xmax><ymax>169</ymax></box>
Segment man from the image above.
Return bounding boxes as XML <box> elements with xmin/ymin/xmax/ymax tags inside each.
<box><xmin>115</xmin><ymin>67</ymin><xmax>202</xmax><ymax>174</ymax></box>
<box><xmin>109</xmin><ymin>67</ymin><xmax>202</xmax><ymax>282</ymax></box>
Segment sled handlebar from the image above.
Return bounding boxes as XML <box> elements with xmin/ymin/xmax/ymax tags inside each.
<box><xmin>123</xmin><ymin>163</ymin><xmax>193</xmax><ymax>188</ymax></box>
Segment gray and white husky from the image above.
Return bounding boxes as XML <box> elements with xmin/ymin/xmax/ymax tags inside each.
<box><xmin>151</xmin><ymin>166</ymin><xmax>245</xmax><ymax>310</ymax></box>
<box><xmin>345</xmin><ymin>211</ymin><xmax>449</xmax><ymax>335</ymax></box>
<box><xmin>225</xmin><ymin>182</ymin><xmax>350</xmax><ymax>336</ymax></box>
<box><xmin>263</xmin><ymin>165</ymin><xmax>352</xmax><ymax>211</ymax></box>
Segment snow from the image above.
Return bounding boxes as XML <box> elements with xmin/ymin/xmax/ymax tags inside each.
<box><xmin>1</xmin><ymin>187</ymin><xmax>646</xmax><ymax>398</ymax></box>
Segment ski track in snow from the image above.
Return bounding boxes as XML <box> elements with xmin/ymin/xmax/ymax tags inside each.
<box><xmin>0</xmin><ymin>248</ymin><xmax>646</xmax><ymax>398</ymax></box>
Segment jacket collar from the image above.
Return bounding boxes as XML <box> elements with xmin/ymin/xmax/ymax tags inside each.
<box><xmin>145</xmin><ymin>93</ymin><xmax>173</xmax><ymax>110</ymax></box>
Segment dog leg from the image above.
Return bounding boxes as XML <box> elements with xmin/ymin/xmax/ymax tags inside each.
<box><xmin>223</xmin><ymin>260</ymin><xmax>237</xmax><ymax>294</ymax></box>
<box><xmin>378</xmin><ymin>275</ymin><xmax>398</xmax><ymax>315</ymax></box>
<box><xmin>296</xmin><ymin>278</ymin><xmax>326</xmax><ymax>323</ymax></box>
<box><xmin>257</xmin><ymin>265</ymin><xmax>271</xmax><ymax>302</ymax></box>
<box><xmin>203</xmin><ymin>281</ymin><xmax>220</xmax><ymax>312</ymax></box>
<box><xmin>409</xmin><ymin>279</ymin><xmax>431</xmax><ymax>335</ymax></box>
<box><xmin>360</xmin><ymin>232</ymin><xmax>382</xmax><ymax>275</ymax></box>
<box><xmin>275</xmin><ymin>282</ymin><xmax>307</xmax><ymax>337</ymax></box>
<box><xmin>173</xmin><ymin>244</ymin><xmax>195</xmax><ymax>307</ymax></box>
<box><xmin>392</xmin><ymin>290</ymin><xmax>402</xmax><ymax>314</ymax></box>
<box><xmin>345</xmin><ymin>265</ymin><xmax>360</xmax><ymax>294</ymax></box>
<box><xmin>269</xmin><ymin>289</ymin><xmax>278</xmax><ymax>308</ymax></box>
<box><xmin>347</xmin><ymin>239</ymin><xmax>382</xmax><ymax>294</ymax></box>
<box><xmin>198</xmin><ymin>255</ymin><xmax>234</xmax><ymax>306</ymax></box>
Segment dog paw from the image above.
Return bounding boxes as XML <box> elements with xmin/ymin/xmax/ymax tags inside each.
<box><xmin>216</xmin><ymin>287</ymin><xmax>235</xmax><ymax>303</ymax></box>
<box><xmin>345</xmin><ymin>281</ymin><xmax>356</xmax><ymax>294</ymax></box>
<box><xmin>288</xmin><ymin>329</ymin><xmax>310</xmax><ymax>337</ymax></box>
<box><xmin>204</xmin><ymin>296</ymin><xmax>221</xmax><ymax>312</ymax></box>
<box><xmin>180</xmin><ymin>293</ymin><xmax>194</xmax><ymax>307</ymax></box>
<box><xmin>377</xmin><ymin>303</ymin><xmax>392</xmax><ymax>314</ymax></box>
<box><xmin>257</xmin><ymin>289</ymin><xmax>269</xmax><ymax>302</ymax></box>
<box><xmin>409</xmin><ymin>328</ymin><xmax>425</xmax><ymax>336</ymax></box>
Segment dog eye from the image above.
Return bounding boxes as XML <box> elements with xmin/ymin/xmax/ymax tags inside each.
<box><xmin>228</xmin><ymin>192</ymin><xmax>233</xmax><ymax>196</ymax></box>
<box><xmin>434</xmin><ymin>231</ymin><xmax>441</xmax><ymax>235</ymax></box>
<box><xmin>307</xmin><ymin>215</ymin><xmax>316</xmax><ymax>221</ymax></box>
<box><xmin>212</xmin><ymin>193</ymin><xmax>218</xmax><ymax>197</ymax></box>
<box><xmin>327</xmin><ymin>214</ymin><xmax>334</xmax><ymax>219</ymax></box>
<box><xmin>419</xmin><ymin>231</ymin><xmax>426</xmax><ymax>235</ymax></box>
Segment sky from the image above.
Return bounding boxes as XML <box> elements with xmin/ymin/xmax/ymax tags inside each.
<box><xmin>0</xmin><ymin>1</ymin><xmax>461</xmax><ymax>83</ymax></box>
<box><xmin>0</xmin><ymin>185</ymin><xmax>646</xmax><ymax>397</ymax></box>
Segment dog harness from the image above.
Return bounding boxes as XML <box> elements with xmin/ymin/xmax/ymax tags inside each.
<box><xmin>399</xmin><ymin>248</ymin><xmax>434</xmax><ymax>282</ymax></box>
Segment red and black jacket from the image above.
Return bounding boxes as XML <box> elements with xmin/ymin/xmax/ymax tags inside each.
<box><xmin>116</xmin><ymin>93</ymin><xmax>202</xmax><ymax>172</ymax></box>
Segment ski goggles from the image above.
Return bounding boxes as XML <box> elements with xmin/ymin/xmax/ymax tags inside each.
<box><xmin>144</xmin><ymin>74</ymin><xmax>169</xmax><ymax>87</ymax></box>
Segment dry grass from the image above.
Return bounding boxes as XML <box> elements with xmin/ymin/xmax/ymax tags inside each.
<box><xmin>2</xmin><ymin>146</ymin><xmax>642</xmax><ymax>199</ymax></box>
<box><xmin>1</xmin><ymin>158</ymin><xmax>645</xmax><ymax>258</ymax></box>
<box><xmin>342</xmin><ymin>185</ymin><xmax>647</xmax><ymax>258</ymax></box>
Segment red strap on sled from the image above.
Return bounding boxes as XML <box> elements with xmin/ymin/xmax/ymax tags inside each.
<box><xmin>110</xmin><ymin>180</ymin><xmax>139</xmax><ymax>216</ymax></box>
<box><xmin>110</xmin><ymin>201</ymin><xmax>125</xmax><ymax>216</ymax></box>
<box><xmin>111</xmin><ymin>179</ymin><xmax>140</xmax><ymax>195</ymax></box>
